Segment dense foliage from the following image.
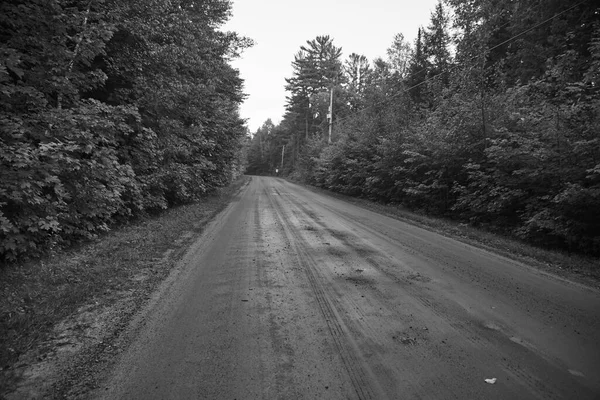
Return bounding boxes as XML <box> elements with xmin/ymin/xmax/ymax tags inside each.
<box><xmin>0</xmin><ymin>0</ymin><xmax>250</xmax><ymax>262</ymax></box>
<box><xmin>246</xmin><ymin>0</ymin><xmax>600</xmax><ymax>256</ymax></box>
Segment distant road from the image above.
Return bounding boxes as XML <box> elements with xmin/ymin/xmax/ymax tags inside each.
<box><xmin>97</xmin><ymin>176</ymin><xmax>600</xmax><ymax>399</ymax></box>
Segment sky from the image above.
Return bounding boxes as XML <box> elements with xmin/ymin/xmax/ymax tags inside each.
<box><xmin>222</xmin><ymin>0</ymin><xmax>440</xmax><ymax>133</ymax></box>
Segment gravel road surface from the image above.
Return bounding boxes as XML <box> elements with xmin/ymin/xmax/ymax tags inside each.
<box><xmin>96</xmin><ymin>176</ymin><xmax>600</xmax><ymax>399</ymax></box>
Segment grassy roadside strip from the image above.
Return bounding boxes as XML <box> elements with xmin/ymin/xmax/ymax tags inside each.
<box><xmin>0</xmin><ymin>176</ymin><xmax>250</xmax><ymax>397</ymax></box>
<box><xmin>291</xmin><ymin>180</ymin><xmax>600</xmax><ymax>289</ymax></box>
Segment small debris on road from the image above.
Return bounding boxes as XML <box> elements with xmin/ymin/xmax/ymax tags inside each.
<box><xmin>485</xmin><ymin>378</ymin><xmax>497</xmax><ymax>384</ymax></box>
<box><xmin>397</xmin><ymin>336</ymin><xmax>417</xmax><ymax>345</ymax></box>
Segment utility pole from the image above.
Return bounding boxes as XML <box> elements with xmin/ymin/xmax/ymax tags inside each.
<box><xmin>328</xmin><ymin>87</ymin><xmax>333</xmax><ymax>144</ymax></box>
<box><xmin>281</xmin><ymin>145</ymin><xmax>285</xmax><ymax>171</ymax></box>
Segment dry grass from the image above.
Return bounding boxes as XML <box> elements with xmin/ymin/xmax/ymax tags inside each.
<box><xmin>0</xmin><ymin>177</ymin><xmax>249</xmax><ymax>396</ymax></box>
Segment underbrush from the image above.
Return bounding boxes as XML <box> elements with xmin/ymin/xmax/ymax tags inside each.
<box><xmin>0</xmin><ymin>177</ymin><xmax>249</xmax><ymax>396</ymax></box>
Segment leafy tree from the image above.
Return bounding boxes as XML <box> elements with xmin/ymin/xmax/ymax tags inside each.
<box><xmin>387</xmin><ymin>33</ymin><xmax>413</xmax><ymax>79</ymax></box>
<box><xmin>345</xmin><ymin>54</ymin><xmax>371</xmax><ymax>91</ymax></box>
<box><xmin>0</xmin><ymin>0</ymin><xmax>251</xmax><ymax>262</ymax></box>
<box><xmin>247</xmin><ymin>0</ymin><xmax>600</xmax><ymax>257</ymax></box>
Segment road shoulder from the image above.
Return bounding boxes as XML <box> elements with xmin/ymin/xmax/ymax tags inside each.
<box><xmin>0</xmin><ymin>177</ymin><xmax>251</xmax><ymax>399</ymax></box>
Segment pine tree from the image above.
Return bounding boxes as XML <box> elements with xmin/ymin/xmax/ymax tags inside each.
<box><xmin>423</xmin><ymin>1</ymin><xmax>452</xmax><ymax>84</ymax></box>
<box><xmin>283</xmin><ymin>35</ymin><xmax>343</xmax><ymax>168</ymax></box>
<box><xmin>407</xmin><ymin>28</ymin><xmax>428</xmax><ymax>103</ymax></box>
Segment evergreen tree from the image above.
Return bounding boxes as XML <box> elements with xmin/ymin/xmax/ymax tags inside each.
<box><xmin>407</xmin><ymin>28</ymin><xmax>428</xmax><ymax>104</ymax></box>
<box><xmin>423</xmin><ymin>0</ymin><xmax>452</xmax><ymax>85</ymax></box>
<box><xmin>244</xmin><ymin>0</ymin><xmax>600</xmax><ymax>256</ymax></box>
<box><xmin>344</xmin><ymin>53</ymin><xmax>372</xmax><ymax>110</ymax></box>
<box><xmin>283</xmin><ymin>35</ymin><xmax>343</xmax><ymax>171</ymax></box>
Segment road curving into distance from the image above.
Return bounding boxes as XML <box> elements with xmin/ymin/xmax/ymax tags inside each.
<box><xmin>95</xmin><ymin>176</ymin><xmax>600</xmax><ymax>399</ymax></box>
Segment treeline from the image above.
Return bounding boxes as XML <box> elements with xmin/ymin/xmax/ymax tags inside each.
<box><xmin>247</xmin><ymin>0</ymin><xmax>600</xmax><ymax>256</ymax></box>
<box><xmin>0</xmin><ymin>0</ymin><xmax>250</xmax><ymax>262</ymax></box>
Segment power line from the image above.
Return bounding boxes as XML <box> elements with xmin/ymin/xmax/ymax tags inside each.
<box><xmin>367</xmin><ymin>12</ymin><xmax>518</xmax><ymax>108</ymax></box>
<box><xmin>332</xmin><ymin>0</ymin><xmax>590</xmax><ymax>128</ymax></box>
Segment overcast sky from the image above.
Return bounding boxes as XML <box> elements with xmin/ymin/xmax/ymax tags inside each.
<box><xmin>222</xmin><ymin>0</ymin><xmax>440</xmax><ymax>132</ymax></box>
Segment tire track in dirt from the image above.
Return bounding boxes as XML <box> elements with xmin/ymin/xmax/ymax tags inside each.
<box><xmin>268</xmin><ymin>179</ymin><xmax>599</xmax><ymax>399</ymax></box>
<box><xmin>264</xmin><ymin>185</ymin><xmax>382</xmax><ymax>400</ymax></box>
<box><xmin>269</xmin><ymin>182</ymin><xmax>471</xmax><ymax>398</ymax></box>
<box><xmin>304</xmin><ymin>197</ymin><xmax>594</xmax><ymax>398</ymax></box>
<box><xmin>80</xmin><ymin>177</ymin><xmax>599</xmax><ymax>399</ymax></box>
<box><xmin>270</xmin><ymin>182</ymin><xmax>502</xmax><ymax>399</ymax></box>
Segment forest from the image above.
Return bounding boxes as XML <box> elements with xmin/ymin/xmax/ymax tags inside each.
<box><xmin>246</xmin><ymin>0</ymin><xmax>600</xmax><ymax>257</ymax></box>
<box><xmin>0</xmin><ymin>0</ymin><xmax>251</xmax><ymax>262</ymax></box>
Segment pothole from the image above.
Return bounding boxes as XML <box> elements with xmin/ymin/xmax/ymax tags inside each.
<box><xmin>405</xmin><ymin>272</ymin><xmax>431</xmax><ymax>283</ymax></box>
<box><xmin>345</xmin><ymin>275</ymin><xmax>374</xmax><ymax>286</ymax></box>
<box><xmin>392</xmin><ymin>326</ymin><xmax>429</xmax><ymax>346</ymax></box>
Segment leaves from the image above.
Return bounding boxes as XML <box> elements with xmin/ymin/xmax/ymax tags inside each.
<box><xmin>254</xmin><ymin>1</ymin><xmax>600</xmax><ymax>257</ymax></box>
<box><xmin>0</xmin><ymin>0</ymin><xmax>250</xmax><ymax>263</ymax></box>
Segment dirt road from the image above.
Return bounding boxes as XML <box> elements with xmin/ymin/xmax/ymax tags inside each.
<box><xmin>96</xmin><ymin>177</ymin><xmax>600</xmax><ymax>399</ymax></box>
